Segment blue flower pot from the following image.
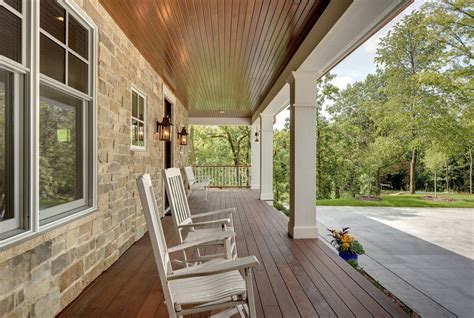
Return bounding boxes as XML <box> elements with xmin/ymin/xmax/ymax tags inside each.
<box><xmin>339</xmin><ymin>252</ymin><xmax>358</xmax><ymax>263</ymax></box>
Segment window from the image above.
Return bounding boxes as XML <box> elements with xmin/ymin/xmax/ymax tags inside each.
<box><xmin>0</xmin><ymin>0</ymin><xmax>97</xmax><ymax>244</ymax></box>
<box><xmin>131</xmin><ymin>88</ymin><xmax>146</xmax><ymax>150</ymax></box>
<box><xmin>39</xmin><ymin>85</ymin><xmax>89</xmax><ymax>223</ymax></box>
<box><xmin>40</xmin><ymin>0</ymin><xmax>90</xmax><ymax>94</ymax></box>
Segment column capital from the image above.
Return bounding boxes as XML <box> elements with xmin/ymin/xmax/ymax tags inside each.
<box><xmin>290</xmin><ymin>71</ymin><xmax>317</xmax><ymax>82</ymax></box>
<box><xmin>259</xmin><ymin>113</ymin><xmax>274</xmax><ymax>132</ymax></box>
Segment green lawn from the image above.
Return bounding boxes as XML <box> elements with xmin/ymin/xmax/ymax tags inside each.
<box><xmin>317</xmin><ymin>193</ymin><xmax>474</xmax><ymax>208</ymax></box>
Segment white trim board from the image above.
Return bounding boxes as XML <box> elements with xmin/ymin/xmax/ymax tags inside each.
<box><xmin>189</xmin><ymin>117</ymin><xmax>252</xmax><ymax>126</ymax></box>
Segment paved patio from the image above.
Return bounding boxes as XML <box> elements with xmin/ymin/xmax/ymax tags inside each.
<box><xmin>317</xmin><ymin>206</ymin><xmax>474</xmax><ymax>318</ymax></box>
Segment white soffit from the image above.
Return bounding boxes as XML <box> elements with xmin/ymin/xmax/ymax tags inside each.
<box><xmin>252</xmin><ymin>0</ymin><xmax>412</xmax><ymax>123</ymax></box>
<box><xmin>189</xmin><ymin>117</ymin><xmax>252</xmax><ymax>126</ymax></box>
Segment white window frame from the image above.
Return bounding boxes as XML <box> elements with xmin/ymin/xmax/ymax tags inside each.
<box><xmin>130</xmin><ymin>86</ymin><xmax>147</xmax><ymax>151</ymax></box>
<box><xmin>0</xmin><ymin>70</ymin><xmax>23</xmax><ymax>234</ymax></box>
<box><xmin>0</xmin><ymin>0</ymin><xmax>98</xmax><ymax>247</ymax></box>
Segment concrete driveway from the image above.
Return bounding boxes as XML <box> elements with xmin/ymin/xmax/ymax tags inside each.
<box><xmin>317</xmin><ymin>206</ymin><xmax>474</xmax><ymax>318</ymax></box>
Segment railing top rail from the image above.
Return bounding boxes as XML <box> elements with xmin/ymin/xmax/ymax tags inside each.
<box><xmin>191</xmin><ymin>164</ymin><xmax>251</xmax><ymax>168</ymax></box>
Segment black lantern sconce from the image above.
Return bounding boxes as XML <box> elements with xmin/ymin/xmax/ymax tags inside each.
<box><xmin>156</xmin><ymin>115</ymin><xmax>173</xmax><ymax>141</ymax></box>
<box><xmin>254</xmin><ymin>132</ymin><xmax>259</xmax><ymax>142</ymax></box>
<box><xmin>177</xmin><ymin>126</ymin><xmax>189</xmax><ymax>146</ymax></box>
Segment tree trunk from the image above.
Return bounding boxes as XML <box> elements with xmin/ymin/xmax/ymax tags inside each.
<box><xmin>334</xmin><ymin>184</ymin><xmax>340</xmax><ymax>199</ymax></box>
<box><xmin>376</xmin><ymin>168</ymin><xmax>381</xmax><ymax>196</ymax></box>
<box><xmin>470</xmin><ymin>146</ymin><xmax>473</xmax><ymax>194</ymax></box>
<box><xmin>434</xmin><ymin>170</ymin><xmax>437</xmax><ymax>198</ymax></box>
<box><xmin>445</xmin><ymin>162</ymin><xmax>449</xmax><ymax>192</ymax></box>
<box><xmin>409</xmin><ymin>149</ymin><xmax>417</xmax><ymax>194</ymax></box>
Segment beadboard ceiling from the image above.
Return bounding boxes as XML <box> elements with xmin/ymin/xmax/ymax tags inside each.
<box><xmin>100</xmin><ymin>0</ymin><xmax>340</xmax><ymax>118</ymax></box>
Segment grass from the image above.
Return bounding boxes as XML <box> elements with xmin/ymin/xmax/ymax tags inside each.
<box><xmin>317</xmin><ymin>193</ymin><xmax>474</xmax><ymax>208</ymax></box>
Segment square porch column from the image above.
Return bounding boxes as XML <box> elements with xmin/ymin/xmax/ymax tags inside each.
<box><xmin>251</xmin><ymin>123</ymin><xmax>260</xmax><ymax>190</ymax></box>
<box><xmin>288</xmin><ymin>72</ymin><xmax>317</xmax><ymax>239</ymax></box>
<box><xmin>259</xmin><ymin>114</ymin><xmax>274</xmax><ymax>204</ymax></box>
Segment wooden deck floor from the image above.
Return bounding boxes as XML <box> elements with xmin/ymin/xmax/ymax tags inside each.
<box><xmin>59</xmin><ymin>189</ymin><xmax>407</xmax><ymax>317</ymax></box>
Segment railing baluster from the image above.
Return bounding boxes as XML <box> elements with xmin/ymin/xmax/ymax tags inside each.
<box><xmin>190</xmin><ymin>165</ymin><xmax>251</xmax><ymax>188</ymax></box>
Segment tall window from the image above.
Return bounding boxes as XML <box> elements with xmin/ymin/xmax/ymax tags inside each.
<box><xmin>39</xmin><ymin>0</ymin><xmax>93</xmax><ymax>223</ymax></box>
<box><xmin>131</xmin><ymin>88</ymin><xmax>146</xmax><ymax>150</ymax></box>
<box><xmin>0</xmin><ymin>0</ymin><xmax>96</xmax><ymax>243</ymax></box>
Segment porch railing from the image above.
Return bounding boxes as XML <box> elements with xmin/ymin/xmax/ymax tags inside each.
<box><xmin>192</xmin><ymin>165</ymin><xmax>251</xmax><ymax>188</ymax></box>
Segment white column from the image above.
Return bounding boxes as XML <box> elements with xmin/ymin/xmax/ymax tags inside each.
<box><xmin>288</xmin><ymin>72</ymin><xmax>317</xmax><ymax>239</ymax></box>
<box><xmin>259</xmin><ymin>114</ymin><xmax>274</xmax><ymax>204</ymax></box>
<box><xmin>251</xmin><ymin>123</ymin><xmax>260</xmax><ymax>190</ymax></box>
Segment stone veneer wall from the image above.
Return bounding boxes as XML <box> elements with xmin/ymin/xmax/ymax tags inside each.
<box><xmin>0</xmin><ymin>0</ymin><xmax>188</xmax><ymax>316</ymax></box>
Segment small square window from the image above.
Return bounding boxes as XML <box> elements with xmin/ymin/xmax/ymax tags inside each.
<box><xmin>40</xmin><ymin>34</ymin><xmax>66</xmax><ymax>83</ymax></box>
<box><xmin>0</xmin><ymin>7</ymin><xmax>22</xmax><ymax>63</ymax></box>
<box><xmin>40</xmin><ymin>0</ymin><xmax>66</xmax><ymax>43</ymax></box>
<box><xmin>68</xmin><ymin>53</ymin><xmax>88</xmax><ymax>93</ymax></box>
<box><xmin>68</xmin><ymin>15</ymin><xmax>89</xmax><ymax>59</ymax></box>
<box><xmin>131</xmin><ymin>89</ymin><xmax>146</xmax><ymax>150</ymax></box>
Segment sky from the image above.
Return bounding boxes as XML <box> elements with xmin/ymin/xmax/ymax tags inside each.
<box><xmin>274</xmin><ymin>0</ymin><xmax>425</xmax><ymax>130</ymax></box>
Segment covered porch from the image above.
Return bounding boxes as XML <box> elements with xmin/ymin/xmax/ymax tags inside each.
<box><xmin>59</xmin><ymin>189</ymin><xmax>406</xmax><ymax>317</ymax></box>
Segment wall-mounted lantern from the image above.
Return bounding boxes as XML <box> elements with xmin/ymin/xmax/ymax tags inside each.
<box><xmin>177</xmin><ymin>126</ymin><xmax>189</xmax><ymax>146</ymax></box>
<box><xmin>254</xmin><ymin>132</ymin><xmax>259</xmax><ymax>142</ymax></box>
<box><xmin>156</xmin><ymin>115</ymin><xmax>172</xmax><ymax>141</ymax></box>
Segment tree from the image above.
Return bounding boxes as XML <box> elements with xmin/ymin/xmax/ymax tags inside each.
<box><xmin>273</xmin><ymin>117</ymin><xmax>290</xmax><ymax>205</ymax></box>
<box><xmin>375</xmin><ymin>11</ymin><xmax>445</xmax><ymax>194</ymax></box>
<box><xmin>423</xmin><ymin>147</ymin><xmax>449</xmax><ymax>197</ymax></box>
<box><xmin>190</xmin><ymin>126</ymin><xmax>250</xmax><ymax>166</ymax></box>
<box><xmin>315</xmin><ymin>73</ymin><xmax>339</xmax><ymax>198</ymax></box>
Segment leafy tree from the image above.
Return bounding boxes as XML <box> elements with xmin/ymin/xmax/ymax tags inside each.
<box><xmin>190</xmin><ymin>126</ymin><xmax>250</xmax><ymax>166</ymax></box>
<box><xmin>375</xmin><ymin>11</ymin><xmax>445</xmax><ymax>194</ymax></box>
<box><xmin>273</xmin><ymin>117</ymin><xmax>290</xmax><ymax>204</ymax></box>
<box><xmin>423</xmin><ymin>147</ymin><xmax>449</xmax><ymax>196</ymax></box>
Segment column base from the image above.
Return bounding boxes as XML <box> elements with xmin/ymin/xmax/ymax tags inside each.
<box><xmin>259</xmin><ymin>192</ymin><xmax>274</xmax><ymax>201</ymax></box>
<box><xmin>288</xmin><ymin>225</ymin><xmax>318</xmax><ymax>239</ymax></box>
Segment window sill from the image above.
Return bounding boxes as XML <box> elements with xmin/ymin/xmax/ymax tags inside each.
<box><xmin>130</xmin><ymin>146</ymin><xmax>147</xmax><ymax>152</ymax></box>
<box><xmin>0</xmin><ymin>206</ymin><xmax>97</xmax><ymax>251</ymax></box>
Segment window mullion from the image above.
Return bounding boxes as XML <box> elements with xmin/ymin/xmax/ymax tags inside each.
<box><xmin>31</xmin><ymin>0</ymin><xmax>40</xmax><ymax>233</ymax></box>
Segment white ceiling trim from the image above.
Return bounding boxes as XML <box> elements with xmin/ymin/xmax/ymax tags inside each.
<box><xmin>189</xmin><ymin>117</ymin><xmax>252</xmax><ymax>126</ymax></box>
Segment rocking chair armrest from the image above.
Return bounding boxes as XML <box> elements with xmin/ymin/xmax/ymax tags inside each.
<box><xmin>189</xmin><ymin>208</ymin><xmax>236</xmax><ymax>219</ymax></box>
<box><xmin>168</xmin><ymin>256</ymin><xmax>259</xmax><ymax>280</ymax></box>
<box><xmin>167</xmin><ymin>231</ymin><xmax>235</xmax><ymax>254</ymax></box>
<box><xmin>178</xmin><ymin>218</ymin><xmax>231</xmax><ymax>228</ymax></box>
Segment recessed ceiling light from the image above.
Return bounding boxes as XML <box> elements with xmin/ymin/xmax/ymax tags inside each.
<box><xmin>56</xmin><ymin>16</ymin><xmax>64</xmax><ymax>22</ymax></box>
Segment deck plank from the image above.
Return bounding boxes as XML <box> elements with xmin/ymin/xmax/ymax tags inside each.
<box><xmin>59</xmin><ymin>189</ymin><xmax>407</xmax><ymax>318</ymax></box>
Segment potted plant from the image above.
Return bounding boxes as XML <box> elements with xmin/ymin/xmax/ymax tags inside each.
<box><xmin>328</xmin><ymin>227</ymin><xmax>365</xmax><ymax>266</ymax></box>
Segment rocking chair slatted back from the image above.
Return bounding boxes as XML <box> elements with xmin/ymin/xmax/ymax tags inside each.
<box><xmin>184</xmin><ymin>166</ymin><xmax>196</xmax><ymax>186</ymax></box>
<box><xmin>136</xmin><ymin>174</ymin><xmax>172</xmax><ymax>276</ymax></box>
<box><xmin>163</xmin><ymin>168</ymin><xmax>193</xmax><ymax>237</ymax></box>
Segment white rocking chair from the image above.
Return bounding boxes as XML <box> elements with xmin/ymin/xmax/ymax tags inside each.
<box><xmin>163</xmin><ymin>168</ymin><xmax>238</xmax><ymax>265</ymax></box>
<box><xmin>137</xmin><ymin>174</ymin><xmax>259</xmax><ymax>318</ymax></box>
<box><xmin>184</xmin><ymin>165</ymin><xmax>210</xmax><ymax>200</ymax></box>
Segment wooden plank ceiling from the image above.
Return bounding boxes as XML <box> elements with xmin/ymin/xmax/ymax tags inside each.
<box><xmin>100</xmin><ymin>0</ymin><xmax>330</xmax><ymax>118</ymax></box>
